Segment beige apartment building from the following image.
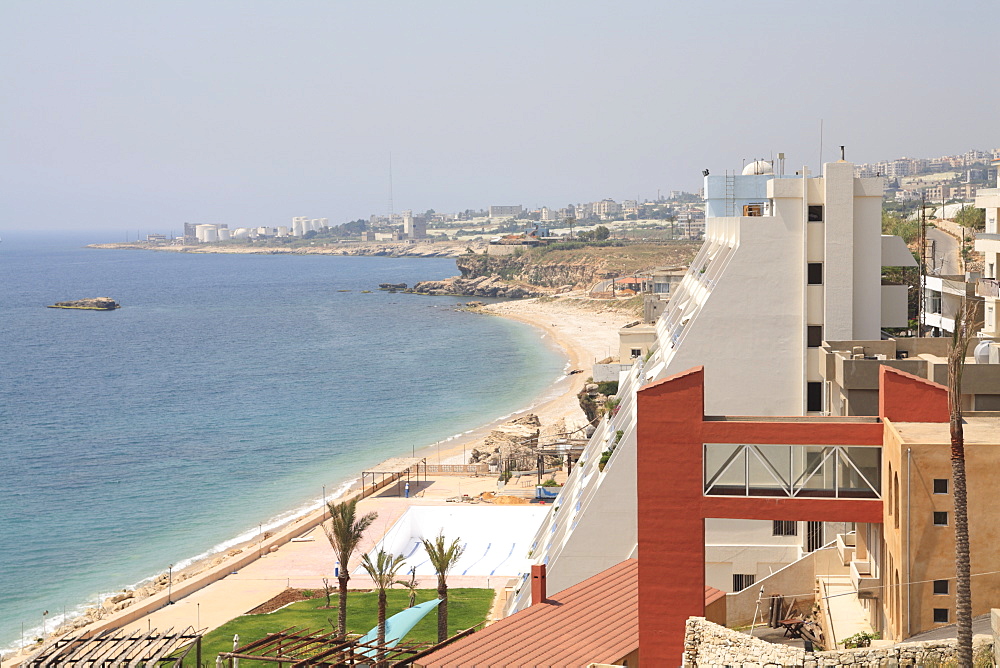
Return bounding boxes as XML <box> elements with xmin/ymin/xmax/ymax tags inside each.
<box><xmin>875</xmin><ymin>415</ymin><xmax>1000</xmax><ymax>639</ymax></box>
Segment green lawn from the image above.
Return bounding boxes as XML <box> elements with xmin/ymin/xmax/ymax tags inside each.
<box><xmin>196</xmin><ymin>589</ymin><xmax>493</xmax><ymax>664</ymax></box>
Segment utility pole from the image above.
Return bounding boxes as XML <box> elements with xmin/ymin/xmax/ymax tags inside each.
<box><xmin>918</xmin><ymin>193</ymin><xmax>927</xmax><ymax>337</ymax></box>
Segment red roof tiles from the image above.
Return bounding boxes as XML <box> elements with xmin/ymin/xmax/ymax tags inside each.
<box><xmin>415</xmin><ymin>559</ymin><xmax>639</xmax><ymax>668</ymax></box>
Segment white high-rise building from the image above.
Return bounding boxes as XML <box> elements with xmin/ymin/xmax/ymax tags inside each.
<box><xmin>507</xmin><ymin>158</ymin><xmax>917</xmax><ymax>612</ymax></box>
<box><xmin>975</xmin><ymin>188</ymin><xmax>1000</xmax><ymax>336</ymax></box>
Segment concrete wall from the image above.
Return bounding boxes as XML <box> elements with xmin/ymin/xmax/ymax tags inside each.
<box><xmin>724</xmin><ymin>546</ymin><xmax>850</xmax><ymax>626</ymax></box>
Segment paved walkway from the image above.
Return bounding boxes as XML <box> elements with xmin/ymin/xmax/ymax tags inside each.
<box><xmin>821</xmin><ymin>575</ymin><xmax>873</xmax><ymax>648</ymax></box>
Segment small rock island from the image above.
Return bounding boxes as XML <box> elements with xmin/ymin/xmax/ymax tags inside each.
<box><xmin>48</xmin><ymin>298</ymin><xmax>121</xmax><ymax>310</ymax></box>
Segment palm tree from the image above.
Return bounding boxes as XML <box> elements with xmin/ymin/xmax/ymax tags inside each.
<box><xmin>396</xmin><ymin>566</ymin><xmax>419</xmax><ymax>608</ymax></box>
<box><xmin>948</xmin><ymin>301</ymin><xmax>977</xmax><ymax>667</ymax></box>
<box><xmin>322</xmin><ymin>499</ymin><xmax>378</xmax><ymax>638</ymax></box>
<box><xmin>422</xmin><ymin>532</ymin><xmax>466</xmax><ymax>642</ymax></box>
<box><xmin>361</xmin><ymin>549</ymin><xmax>406</xmax><ymax>664</ymax></box>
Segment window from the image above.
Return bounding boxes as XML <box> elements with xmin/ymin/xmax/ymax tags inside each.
<box><xmin>807</xmin><ymin>382</ymin><xmax>823</xmax><ymax>412</ymax></box>
<box><xmin>934</xmin><ymin>479</ymin><xmax>949</xmax><ymax>494</ymax></box>
<box><xmin>807</xmin><ymin>263</ymin><xmax>823</xmax><ymax>285</ymax></box>
<box><xmin>808</xmin><ymin>205</ymin><xmax>824</xmax><ymax>222</ymax></box>
<box><xmin>773</xmin><ymin>520</ymin><xmax>797</xmax><ymax>536</ymax></box>
<box><xmin>630</xmin><ymin>348</ymin><xmax>642</xmax><ymax>358</ymax></box>
<box><xmin>733</xmin><ymin>574</ymin><xmax>755</xmax><ymax>591</ymax></box>
<box><xmin>934</xmin><ymin>511</ymin><xmax>949</xmax><ymax>526</ymax></box>
<box><xmin>933</xmin><ymin>608</ymin><xmax>950</xmax><ymax>623</ymax></box>
<box><xmin>807</xmin><ymin>325</ymin><xmax>823</xmax><ymax>348</ymax></box>
<box><xmin>933</xmin><ymin>580</ymin><xmax>949</xmax><ymax>595</ymax></box>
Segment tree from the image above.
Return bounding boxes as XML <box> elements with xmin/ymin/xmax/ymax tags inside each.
<box><xmin>593</xmin><ymin>225</ymin><xmax>611</xmax><ymax>240</ymax></box>
<box><xmin>323</xmin><ymin>500</ymin><xmax>378</xmax><ymax>638</ymax></box>
<box><xmin>564</xmin><ymin>217</ymin><xmax>576</xmax><ymax>239</ymax></box>
<box><xmin>361</xmin><ymin>549</ymin><xmax>407</xmax><ymax>664</ymax></box>
<box><xmin>954</xmin><ymin>205</ymin><xmax>985</xmax><ymax>231</ymax></box>
<box><xmin>947</xmin><ymin>301</ymin><xmax>978</xmax><ymax>667</ymax></box>
<box><xmin>881</xmin><ymin>210</ymin><xmax>920</xmax><ymax>244</ymax></box>
<box><xmin>395</xmin><ymin>566</ymin><xmax>419</xmax><ymax>608</ymax></box>
<box><xmin>422</xmin><ymin>532</ymin><xmax>466</xmax><ymax>642</ymax></box>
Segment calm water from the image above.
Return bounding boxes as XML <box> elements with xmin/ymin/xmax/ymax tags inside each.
<box><xmin>0</xmin><ymin>235</ymin><xmax>564</xmax><ymax>648</ymax></box>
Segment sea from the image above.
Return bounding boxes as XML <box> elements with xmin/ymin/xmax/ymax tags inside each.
<box><xmin>0</xmin><ymin>233</ymin><xmax>566</xmax><ymax>650</ymax></box>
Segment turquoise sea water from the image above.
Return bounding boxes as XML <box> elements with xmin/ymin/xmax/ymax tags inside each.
<box><xmin>0</xmin><ymin>234</ymin><xmax>565</xmax><ymax>649</ymax></box>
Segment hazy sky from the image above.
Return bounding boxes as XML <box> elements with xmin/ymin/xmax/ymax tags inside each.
<box><xmin>2</xmin><ymin>1</ymin><xmax>997</xmax><ymax>235</ymax></box>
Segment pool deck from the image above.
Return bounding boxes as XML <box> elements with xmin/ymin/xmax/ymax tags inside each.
<box><xmin>114</xmin><ymin>473</ymin><xmax>546</xmax><ymax>638</ymax></box>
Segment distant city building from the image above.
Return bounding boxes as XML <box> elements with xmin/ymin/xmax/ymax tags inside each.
<box><xmin>402</xmin><ymin>210</ymin><xmax>427</xmax><ymax>239</ymax></box>
<box><xmin>489</xmin><ymin>205</ymin><xmax>523</xmax><ymax>218</ymax></box>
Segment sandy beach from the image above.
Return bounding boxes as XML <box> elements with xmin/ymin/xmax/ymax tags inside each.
<box><xmin>3</xmin><ymin>294</ymin><xmax>636</xmax><ymax>666</ymax></box>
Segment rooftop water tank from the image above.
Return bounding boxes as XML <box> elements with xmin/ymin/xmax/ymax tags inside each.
<box><xmin>974</xmin><ymin>340</ymin><xmax>994</xmax><ymax>364</ymax></box>
<box><xmin>742</xmin><ymin>160</ymin><xmax>774</xmax><ymax>176</ymax></box>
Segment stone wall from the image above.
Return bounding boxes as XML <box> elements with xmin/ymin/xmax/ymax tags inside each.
<box><xmin>683</xmin><ymin>617</ymin><xmax>994</xmax><ymax>667</ymax></box>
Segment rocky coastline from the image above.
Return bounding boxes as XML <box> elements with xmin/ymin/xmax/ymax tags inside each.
<box><xmin>405</xmin><ymin>275</ymin><xmax>552</xmax><ymax>299</ymax></box>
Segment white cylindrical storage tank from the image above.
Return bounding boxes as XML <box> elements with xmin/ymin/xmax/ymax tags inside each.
<box><xmin>292</xmin><ymin>220</ymin><xmax>304</xmax><ymax>236</ymax></box>
<box><xmin>974</xmin><ymin>340</ymin><xmax>993</xmax><ymax>365</ymax></box>
<box><xmin>196</xmin><ymin>224</ymin><xmax>218</xmax><ymax>243</ymax></box>
<box><xmin>277</xmin><ymin>226</ymin><xmax>289</xmax><ymax>237</ymax></box>
<box><xmin>218</xmin><ymin>228</ymin><xmax>232</xmax><ymax>241</ymax></box>
<box><xmin>231</xmin><ymin>228</ymin><xmax>249</xmax><ymax>239</ymax></box>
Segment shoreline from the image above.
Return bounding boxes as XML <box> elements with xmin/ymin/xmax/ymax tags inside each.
<box><xmin>2</xmin><ymin>294</ymin><xmax>635</xmax><ymax>663</ymax></box>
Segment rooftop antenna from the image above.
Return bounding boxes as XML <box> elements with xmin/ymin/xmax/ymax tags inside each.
<box><xmin>840</xmin><ymin>145</ymin><xmax>846</xmax><ymax>161</ymax></box>
<box><xmin>388</xmin><ymin>153</ymin><xmax>394</xmax><ymax>223</ymax></box>
<box><xmin>819</xmin><ymin>119</ymin><xmax>824</xmax><ymax>172</ymax></box>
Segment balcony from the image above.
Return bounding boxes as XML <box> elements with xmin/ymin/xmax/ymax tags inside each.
<box><xmin>850</xmin><ymin>559</ymin><xmax>880</xmax><ymax>599</ymax></box>
<box><xmin>977</xmin><ymin>277</ymin><xmax>1000</xmax><ymax>299</ymax></box>
<box><xmin>836</xmin><ymin>533</ymin><xmax>856</xmax><ymax>566</ymax></box>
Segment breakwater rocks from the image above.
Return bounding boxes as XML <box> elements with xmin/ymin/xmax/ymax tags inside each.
<box><xmin>406</xmin><ymin>275</ymin><xmax>546</xmax><ymax>299</ymax></box>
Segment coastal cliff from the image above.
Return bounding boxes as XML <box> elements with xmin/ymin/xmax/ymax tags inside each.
<box><xmin>456</xmin><ymin>242</ymin><xmax>701</xmax><ymax>289</ymax></box>
<box><xmin>408</xmin><ymin>242</ymin><xmax>701</xmax><ymax>297</ymax></box>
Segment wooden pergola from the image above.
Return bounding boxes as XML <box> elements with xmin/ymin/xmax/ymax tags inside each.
<box><xmin>24</xmin><ymin>627</ymin><xmax>203</xmax><ymax>667</ymax></box>
<box><xmin>219</xmin><ymin>626</ymin><xmax>436</xmax><ymax>666</ymax></box>
<box><xmin>359</xmin><ymin>457</ymin><xmax>427</xmax><ymax>499</ymax></box>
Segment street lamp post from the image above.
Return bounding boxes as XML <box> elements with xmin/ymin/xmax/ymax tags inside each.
<box><xmin>167</xmin><ymin>564</ymin><xmax>174</xmax><ymax>604</ymax></box>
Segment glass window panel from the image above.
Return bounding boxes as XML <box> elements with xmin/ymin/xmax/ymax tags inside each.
<box><xmin>795</xmin><ymin>447</ymin><xmax>836</xmax><ymax>497</ymax></box>
<box><xmin>840</xmin><ymin>447</ymin><xmax>881</xmax><ymax>497</ymax></box>
<box><xmin>748</xmin><ymin>447</ymin><xmax>789</xmax><ymax>496</ymax></box>
<box><xmin>704</xmin><ymin>444</ymin><xmax>745</xmax><ymax>494</ymax></box>
<box><xmin>753</xmin><ymin>445</ymin><xmax>792</xmax><ymax>487</ymax></box>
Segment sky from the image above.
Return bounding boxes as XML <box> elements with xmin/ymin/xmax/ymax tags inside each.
<box><xmin>2</xmin><ymin>1</ymin><xmax>997</xmax><ymax>236</ymax></box>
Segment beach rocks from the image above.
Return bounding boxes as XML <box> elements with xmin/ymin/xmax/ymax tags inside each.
<box><xmin>469</xmin><ymin>414</ymin><xmax>541</xmax><ymax>469</ymax></box>
<box><xmin>407</xmin><ymin>276</ymin><xmax>546</xmax><ymax>299</ymax></box>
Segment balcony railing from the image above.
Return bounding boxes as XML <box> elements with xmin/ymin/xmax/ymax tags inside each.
<box><xmin>977</xmin><ymin>277</ymin><xmax>1000</xmax><ymax>299</ymax></box>
<box><xmin>703</xmin><ymin>443</ymin><xmax>881</xmax><ymax>499</ymax></box>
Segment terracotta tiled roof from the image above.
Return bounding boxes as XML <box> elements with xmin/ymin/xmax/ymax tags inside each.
<box><xmin>415</xmin><ymin>559</ymin><xmax>639</xmax><ymax>668</ymax></box>
<box><xmin>705</xmin><ymin>586</ymin><xmax>726</xmax><ymax>606</ymax></box>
